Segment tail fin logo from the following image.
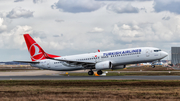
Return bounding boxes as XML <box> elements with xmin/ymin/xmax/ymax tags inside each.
<box><xmin>29</xmin><ymin>43</ymin><xmax>44</xmax><ymax>61</ymax></box>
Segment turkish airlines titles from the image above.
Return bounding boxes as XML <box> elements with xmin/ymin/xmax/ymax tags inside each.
<box><xmin>103</xmin><ymin>49</ymin><xmax>141</xmax><ymax>56</ymax></box>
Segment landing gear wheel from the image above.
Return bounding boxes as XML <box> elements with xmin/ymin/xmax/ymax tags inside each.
<box><xmin>97</xmin><ymin>70</ymin><xmax>103</xmax><ymax>75</ymax></box>
<box><xmin>88</xmin><ymin>71</ymin><xmax>94</xmax><ymax>75</ymax></box>
<box><xmin>152</xmin><ymin>65</ymin><xmax>155</xmax><ymax>68</ymax></box>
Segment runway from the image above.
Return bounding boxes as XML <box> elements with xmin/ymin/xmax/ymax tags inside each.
<box><xmin>0</xmin><ymin>75</ymin><xmax>180</xmax><ymax>80</ymax></box>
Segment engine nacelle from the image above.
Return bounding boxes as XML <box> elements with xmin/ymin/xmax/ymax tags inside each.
<box><xmin>112</xmin><ymin>65</ymin><xmax>126</xmax><ymax>70</ymax></box>
<box><xmin>95</xmin><ymin>61</ymin><xmax>112</xmax><ymax>70</ymax></box>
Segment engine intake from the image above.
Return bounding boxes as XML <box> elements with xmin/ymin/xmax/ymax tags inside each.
<box><xmin>95</xmin><ymin>61</ymin><xmax>112</xmax><ymax>70</ymax></box>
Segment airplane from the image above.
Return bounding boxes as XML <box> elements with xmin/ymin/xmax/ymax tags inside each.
<box><xmin>14</xmin><ymin>34</ymin><xmax>168</xmax><ymax>75</ymax></box>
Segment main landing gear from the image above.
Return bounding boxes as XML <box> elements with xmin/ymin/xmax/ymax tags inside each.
<box><xmin>97</xmin><ymin>70</ymin><xmax>103</xmax><ymax>75</ymax></box>
<box><xmin>88</xmin><ymin>70</ymin><xmax>94</xmax><ymax>75</ymax></box>
<box><xmin>88</xmin><ymin>70</ymin><xmax>103</xmax><ymax>75</ymax></box>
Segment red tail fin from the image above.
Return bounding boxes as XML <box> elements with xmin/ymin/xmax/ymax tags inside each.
<box><xmin>23</xmin><ymin>34</ymin><xmax>60</xmax><ymax>61</ymax></box>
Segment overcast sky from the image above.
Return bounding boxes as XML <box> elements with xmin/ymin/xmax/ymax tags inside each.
<box><xmin>0</xmin><ymin>0</ymin><xmax>179</xmax><ymax>61</ymax></box>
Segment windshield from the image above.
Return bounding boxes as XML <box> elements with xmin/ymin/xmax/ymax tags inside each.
<box><xmin>154</xmin><ymin>49</ymin><xmax>161</xmax><ymax>52</ymax></box>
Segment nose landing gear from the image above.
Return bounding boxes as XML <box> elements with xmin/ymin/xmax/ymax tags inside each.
<box><xmin>151</xmin><ymin>62</ymin><xmax>155</xmax><ymax>68</ymax></box>
<box><xmin>151</xmin><ymin>65</ymin><xmax>155</xmax><ymax>68</ymax></box>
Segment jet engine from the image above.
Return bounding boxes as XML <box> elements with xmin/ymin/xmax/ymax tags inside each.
<box><xmin>95</xmin><ymin>61</ymin><xmax>112</xmax><ymax>70</ymax></box>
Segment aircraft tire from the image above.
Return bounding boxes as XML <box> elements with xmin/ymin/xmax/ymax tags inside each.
<box><xmin>97</xmin><ymin>70</ymin><xmax>103</xmax><ymax>75</ymax></box>
<box><xmin>88</xmin><ymin>71</ymin><xmax>94</xmax><ymax>75</ymax></box>
<box><xmin>152</xmin><ymin>65</ymin><xmax>155</xmax><ymax>68</ymax></box>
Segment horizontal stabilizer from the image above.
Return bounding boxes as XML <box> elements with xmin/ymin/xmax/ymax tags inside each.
<box><xmin>13</xmin><ymin>61</ymin><xmax>40</xmax><ymax>64</ymax></box>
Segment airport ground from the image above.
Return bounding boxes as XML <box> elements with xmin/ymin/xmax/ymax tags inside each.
<box><xmin>0</xmin><ymin>65</ymin><xmax>180</xmax><ymax>100</ymax></box>
<box><xmin>0</xmin><ymin>80</ymin><xmax>180</xmax><ymax>101</ymax></box>
<box><xmin>0</xmin><ymin>65</ymin><xmax>179</xmax><ymax>76</ymax></box>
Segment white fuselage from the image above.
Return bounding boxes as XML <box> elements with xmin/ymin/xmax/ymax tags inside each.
<box><xmin>31</xmin><ymin>47</ymin><xmax>168</xmax><ymax>71</ymax></box>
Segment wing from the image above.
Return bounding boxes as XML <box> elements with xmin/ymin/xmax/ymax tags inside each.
<box><xmin>13</xmin><ymin>61</ymin><xmax>40</xmax><ymax>64</ymax></box>
<box><xmin>45</xmin><ymin>55</ymin><xmax>96</xmax><ymax>68</ymax></box>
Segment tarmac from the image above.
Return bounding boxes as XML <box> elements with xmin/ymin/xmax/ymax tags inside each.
<box><xmin>0</xmin><ymin>70</ymin><xmax>179</xmax><ymax>80</ymax></box>
<box><xmin>0</xmin><ymin>70</ymin><xmax>61</xmax><ymax>76</ymax></box>
<box><xmin>0</xmin><ymin>75</ymin><xmax>179</xmax><ymax>80</ymax></box>
<box><xmin>0</xmin><ymin>70</ymin><xmax>180</xmax><ymax>75</ymax></box>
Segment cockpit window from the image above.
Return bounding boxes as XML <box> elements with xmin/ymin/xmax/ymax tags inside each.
<box><xmin>154</xmin><ymin>50</ymin><xmax>161</xmax><ymax>52</ymax></box>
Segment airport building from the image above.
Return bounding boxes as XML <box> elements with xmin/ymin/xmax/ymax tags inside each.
<box><xmin>171</xmin><ymin>47</ymin><xmax>180</xmax><ymax>65</ymax></box>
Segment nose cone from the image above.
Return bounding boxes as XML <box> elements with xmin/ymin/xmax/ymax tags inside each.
<box><xmin>161</xmin><ymin>51</ymin><xmax>168</xmax><ymax>58</ymax></box>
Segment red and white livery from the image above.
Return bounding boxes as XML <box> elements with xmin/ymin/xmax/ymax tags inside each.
<box><xmin>15</xmin><ymin>34</ymin><xmax>168</xmax><ymax>75</ymax></box>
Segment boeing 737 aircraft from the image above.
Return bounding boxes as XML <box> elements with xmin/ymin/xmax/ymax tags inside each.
<box><xmin>15</xmin><ymin>34</ymin><xmax>168</xmax><ymax>75</ymax></box>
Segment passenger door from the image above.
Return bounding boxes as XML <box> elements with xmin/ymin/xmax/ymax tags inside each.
<box><xmin>94</xmin><ymin>55</ymin><xmax>101</xmax><ymax>62</ymax></box>
<box><xmin>146</xmin><ymin>49</ymin><xmax>150</xmax><ymax>57</ymax></box>
<box><xmin>46</xmin><ymin>60</ymin><xmax>50</xmax><ymax>68</ymax></box>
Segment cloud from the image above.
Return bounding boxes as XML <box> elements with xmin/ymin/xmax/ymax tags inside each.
<box><xmin>53</xmin><ymin>35</ymin><xmax>60</xmax><ymax>37</ymax></box>
<box><xmin>14</xmin><ymin>0</ymin><xmax>24</xmax><ymax>2</ymax></box>
<box><xmin>0</xmin><ymin>18</ymin><xmax>7</xmax><ymax>33</ymax></box>
<box><xmin>31</xmin><ymin>31</ymin><xmax>47</xmax><ymax>39</ymax></box>
<box><xmin>154</xmin><ymin>0</ymin><xmax>180</xmax><ymax>14</ymax></box>
<box><xmin>14</xmin><ymin>0</ymin><xmax>44</xmax><ymax>3</ymax></box>
<box><xmin>51</xmin><ymin>0</ymin><xmax>104</xmax><ymax>13</ymax></box>
<box><xmin>55</xmin><ymin>19</ymin><xmax>64</xmax><ymax>23</ymax></box>
<box><xmin>0</xmin><ymin>25</ymin><xmax>54</xmax><ymax>50</ymax></box>
<box><xmin>140</xmin><ymin>7</ymin><xmax>147</xmax><ymax>13</ymax></box>
<box><xmin>107</xmin><ymin>3</ymin><xmax>139</xmax><ymax>13</ymax></box>
<box><xmin>90</xmin><ymin>27</ymin><xmax>104</xmax><ymax>33</ymax></box>
<box><xmin>0</xmin><ymin>26</ymin><xmax>33</xmax><ymax>49</ymax></box>
<box><xmin>95</xmin><ymin>0</ymin><xmax>153</xmax><ymax>1</ymax></box>
<box><xmin>6</xmin><ymin>7</ymin><xmax>34</xmax><ymax>19</ymax></box>
<box><xmin>162</xmin><ymin>16</ymin><xmax>170</xmax><ymax>20</ymax></box>
<box><xmin>33</xmin><ymin>0</ymin><xmax>44</xmax><ymax>4</ymax></box>
<box><xmin>112</xmin><ymin>20</ymin><xmax>180</xmax><ymax>44</ymax></box>
<box><xmin>121</xmin><ymin>24</ymin><xmax>131</xmax><ymax>30</ymax></box>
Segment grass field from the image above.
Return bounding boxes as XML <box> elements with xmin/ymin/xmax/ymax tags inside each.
<box><xmin>62</xmin><ymin>66</ymin><xmax>180</xmax><ymax>76</ymax></box>
<box><xmin>0</xmin><ymin>80</ymin><xmax>180</xmax><ymax>101</ymax></box>
<box><xmin>109</xmin><ymin>65</ymin><xmax>175</xmax><ymax>71</ymax></box>
<box><xmin>65</xmin><ymin>72</ymin><xmax>180</xmax><ymax>76</ymax></box>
